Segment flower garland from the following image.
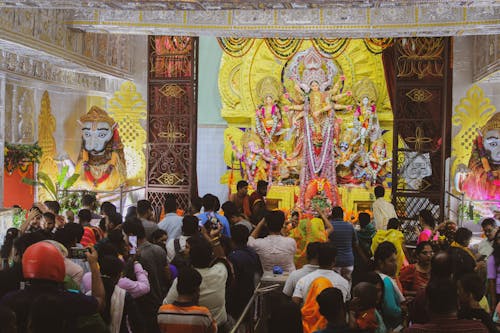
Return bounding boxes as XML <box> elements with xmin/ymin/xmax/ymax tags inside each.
<box><xmin>255</xmin><ymin>104</ymin><xmax>281</xmax><ymax>145</ymax></box>
<box><xmin>476</xmin><ymin>136</ymin><xmax>493</xmax><ymax>180</ymax></box>
<box><xmin>303</xmin><ymin>97</ymin><xmax>334</xmax><ymax>175</ymax></box>
<box><xmin>4</xmin><ymin>143</ymin><xmax>42</xmax><ymax>174</ymax></box>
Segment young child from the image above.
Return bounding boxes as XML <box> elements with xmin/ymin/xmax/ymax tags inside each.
<box><xmin>349</xmin><ymin>282</ymin><xmax>386</xmax><ymax>333</ymax></box>
<box><xmin>458</xmin><ymin>273</ymin><xmax>498</xmax><ymax>332</ymax></box>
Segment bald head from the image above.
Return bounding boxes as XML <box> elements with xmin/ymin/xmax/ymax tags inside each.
<box><xmin>431</xmin><ymin>251</ymin><xmax>452</xmax><ymax>279</ymax></box>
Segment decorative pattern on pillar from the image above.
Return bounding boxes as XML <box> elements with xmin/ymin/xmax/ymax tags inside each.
<box><xmin>108</xmin><ymin>81</ymin><xmax>147</xmax><ymax>186</ymax></box>
<box><xmin>388</xmin><ymin>37</ymin><xmax>452</xmax><ymax>243</ymax></box>
<box><xmin>146</xmin><ymin>36</ymin><xmax>198</xmax><ymax>217</ymax></box>
<box><xmin>37</xmin><ymin>91</ymin><xmax>58</xmax><ymax>201</ymax></box>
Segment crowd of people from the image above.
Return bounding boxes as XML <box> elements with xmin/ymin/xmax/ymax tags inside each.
<box><xmin>0</xmin><ymin>181</ymin><xmax>499</xmax><ymax>333</ymax></box>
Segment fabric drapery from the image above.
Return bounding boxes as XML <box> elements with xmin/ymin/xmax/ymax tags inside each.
<box><xmin>217</xmin><ymin>38</ymin><xmax>390</xmax><ymax>59</ymax></box>
<box><xmin>312</xmin><ymin>38</ymin><xmax>350</xmax><ymax>57</ymax></box>
<box><xmin>217</xmin><ymin>37</ymin><xmax>255</xmax><ymax>57</ymax></box>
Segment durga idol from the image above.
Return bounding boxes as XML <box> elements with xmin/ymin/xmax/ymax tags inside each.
<box><xmin>286</xmin><ymin>47</ymin><xmax>352</xmax><ymax>211</ymax></box>
<box><xmin>75</xmin><ymin>106</ymin><xmax>127</xmax><ymax>190</ymax></box>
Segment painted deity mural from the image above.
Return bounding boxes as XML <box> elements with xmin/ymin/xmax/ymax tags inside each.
<box><xmin>462</xmin><ymin>112</ymin><xmax>500</xmax><ymax>200</ymax></box>
<box><xmin>75</xmin><ymin>106</ymin><xmax>127</xmax><ymax>190</ymax></box>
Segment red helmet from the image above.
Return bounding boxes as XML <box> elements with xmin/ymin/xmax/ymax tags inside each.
<box><xmin>22</xmin><ymin>242</ymin><xmax>65</xmax><ymax>282</ymax></box>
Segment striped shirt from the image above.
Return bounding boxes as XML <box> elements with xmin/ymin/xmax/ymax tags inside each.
<box><xmin>158</xmin><ymin>301</ymin><xmax>217</xmax><ymax>333</ymax></box>
<box><xmin>328</xmin><ymin>220</ymin><xmax>357</xmax><ymax>267</ymax></box>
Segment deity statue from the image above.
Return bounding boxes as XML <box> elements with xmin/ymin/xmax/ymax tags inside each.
<box><xmin>285</xmin><ymin>47</ymin><xmax>352</xmax><ymax>211</ymax></box>
<box><xmin>255</xmin><ymin>76</ymin><xmax>283</xmax><ymax>148</ymax></box>
<box><xmin>336</xmin><ymin>129</ymin><xmax>361</xmax><ymax>184</ymax></box>
<box><xmin>462</xmin><ymin>112</ymin><xmax>500</xmax><ymax>200</ymax></box>
<box><xmin>75</xmin><ymin>106</ymin><xmax>127</xmax><ymax>190</ymax></box>
<box><xmin>230</xmin><ymin>131</ymin><xmax>276</xmax><ymax>189</ymax></box>
<box><xmin>352</xmin><ymin>78</ymin><xmax>381</xmax><ymax>146</ymax></box>
<box><xmin>366</xmin><ymin>138</ymin><xmax>392</xmax><ymax>185</ymax></box>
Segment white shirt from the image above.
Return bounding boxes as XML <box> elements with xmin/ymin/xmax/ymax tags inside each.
<box><xmin>247</xmin><ymin>234</ymin><xmax>297</xmax><ymax>272</ymax></box>
<box><xmin>164</xmin><ymin>262</ymin><xmax>228</xmax><ymax>325</ymax></box>
<box><xmin>283</xmin><ymin>264</ymin><xmax>319</xmax><ymax>296</ymax></box>
<box><xmin>372</xmin><ymin>197</ymin><xmax>398</xmax><ymax>230</ymax></box>
<box><xmin>158</xmin><ymin>213</ymin><xmax>183</xmax><ymax>242</ymax></box>
<box><xmin>293</xmin><ymin>269</ymin><xmax>350</xmax><ymax>302</ymax></box>
<box><xmin>165</xmin><ymin>235</ymin><xmax>189</xmax><ymax>262</ymax></box>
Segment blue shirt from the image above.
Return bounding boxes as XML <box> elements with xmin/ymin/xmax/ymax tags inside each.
<box><xmin>328</xmin><ymin>220</ymin><xmax>357</xmax><ymax>267</ymax></box>
<box><xmin>198</xmin><ymin>212</ymin><xmax>231</xmax><ymax>237</ymax></box>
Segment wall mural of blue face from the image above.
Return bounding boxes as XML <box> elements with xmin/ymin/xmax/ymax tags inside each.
<box><xmin>81</xmin><ymin>121</ymin><xmax>116</xmax><ymax>156</ymax></box>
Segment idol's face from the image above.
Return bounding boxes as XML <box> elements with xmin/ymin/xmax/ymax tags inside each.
<box><xmin>310</xmin><ymin>81</ymin><xmax>320</xmax><ymax>92</ymax></box>
<box><xmin>265</xmin><ymin>96</ymin><xmax>274</xmax><ymax>105</ymax></box>
<box><xmin>362</xmin><ymin>96</ymin><xmax>369</xmax><ymax>106</ymax></box>
<box><xmin>484</xmin><ymin>129</ymin><xmax>500</xmax><ymax>163</ymax></box>
<box><xmin>82</xmin><ymin>121</ymin><xmax>114</xmax><ymax>156</ymax></box>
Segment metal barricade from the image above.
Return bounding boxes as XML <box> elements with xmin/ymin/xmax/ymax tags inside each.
<box><xmin>229</xmin><ymin>282</ymin><xmax>282</xmax><ymax>333</ymax></box>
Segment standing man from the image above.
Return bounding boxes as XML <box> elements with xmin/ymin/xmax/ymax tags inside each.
<box><xmin>158</xmin><ymin>267</ymin><xmax>217</xmax><ymax>333</ymax></box>
<box><xmin>230</xmin><ymin>180</ymin><xmax>252</xmax><ymax>217</ymax></box>
<box><xmin>81</xmin><ymin>194</ymin><xmax>102</xmax><ymax>226</ymax></box>
<box><xmin>198</xmin><ymin>194</ymin><xmax>231</xmax><ymax>237</ymax></box>
<box><xmin>137</xmin><ymin>199</ymin><xmax>159</xmax><ymax>241</ymax></box>
<box><xmin>328</xmin><ymin>206</ymin><xmax>361</xmax><ymax>282</ymax></box>
<box><xmin>372</xmin><ymin>186</ymin><xmax>397</xmax><ymax>230</ymax></box>
<box><xmin>158</xmin><ymin>194</ymin><xmax>183</xmax><ymax>242</ymax></box>
<box><xmin>249</xmin><ymin>180</ymin><xmax>268</xmax><ymax>218</ymax></box>
<box><xmin>478</xmin><ymin>218</ymin><xmax>498</xmax><ymax>258</ymax></box>
<box><xmin>123</xmin><ymin>218</ymin><xmax>170</xmax><ymax>333</ymax></box>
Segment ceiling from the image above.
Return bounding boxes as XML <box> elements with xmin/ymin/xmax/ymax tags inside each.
<box><xmin>0</xmin><ymin>1</ymin><xmax>498</xmax><ymax>37</ymax></box>
<box><xmin>3</xmin><ymin>1</ymin><xmax>500</xmax><ymax>10</ymax></box>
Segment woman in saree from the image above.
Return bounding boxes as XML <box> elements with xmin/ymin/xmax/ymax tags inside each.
<box><xmin>288</xmin><ymin>213</ymin><xmax>329</xmax><ymax>269</ymax></box>
<box><xmin>301</xmin><ymin>277</ymin><xmax>333</xmax><ymax>333</ymax></box>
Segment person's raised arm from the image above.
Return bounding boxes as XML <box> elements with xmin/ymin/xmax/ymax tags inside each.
<box><xmin>314</xmin><ymin>205</ymin><xmax>334</xmax><ymax>235</ymax></box>
<box><xmin>201</xmin><ymin>224</ymin><xmax>225</xmax><ymax>259</ymax></box>
<box><xmin>250</xmin><ymin>217</ymin><xmax>266</xmax><ymax>239</ymax></box>
<box><xmin>86</xmin><ymin>247</ymin><xmax>105</xmax><ymax>312</ymax></box>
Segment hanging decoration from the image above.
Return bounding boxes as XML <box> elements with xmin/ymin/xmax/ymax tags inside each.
<box><xmin>363</xmin><ymin>38</ymin><xmax>394</xmax><ymax>54</ymax></box>
<box><xmin>4</xmin><ymin>142</ymin><xmax>42</xmax><ymax>174</ymax></box>
<box><xmin>265</xmin><ymin>38</ymin><xmax>303</xmax><ymax>60</ymax></box>
<box><xmin>217</xmin><ymin>37</ymin><xmax>255</xmax><ymax>58</ymax></box>
<box><xmin>312</xmin><ymin>38</ymin><xmax>350</xmax><ymax>57</ymax></box>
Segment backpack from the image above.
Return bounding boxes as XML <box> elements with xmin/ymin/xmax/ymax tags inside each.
<box><xmin>170</xmin><ymin>238</ymin><xmax>190</xmax><ymax>270</ymax></box>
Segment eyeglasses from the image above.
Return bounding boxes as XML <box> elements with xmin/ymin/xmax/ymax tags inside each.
<box><xmin>421</xmin><ymin>251</ymin><xmax>434</xmax><ymax>256</ymax></box>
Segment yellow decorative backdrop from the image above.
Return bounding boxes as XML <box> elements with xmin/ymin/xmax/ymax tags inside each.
<box><xmin>451</xmin><ymin>85</ymin><xmax>497</xmax><ymax>193</ymax></box>
<box><xmin>219</xmin><ymin>38</ymin><xmax>394</xmax><ymax>211</ymax></box>
<box><xmin>108</xmin><ymin>82</ymin><xmax>147</xmax><ymax>186</ymax></box>
<box><xmin>37</xmin><ymin>91</ymin><xmax>58</xmax><ymax>201</ymax></box>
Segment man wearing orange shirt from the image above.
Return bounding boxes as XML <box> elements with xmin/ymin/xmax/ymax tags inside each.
<box><xmin>158</xmin><ymin>267</ymin><xmax>217</xmax><ymax>333</ymax></box>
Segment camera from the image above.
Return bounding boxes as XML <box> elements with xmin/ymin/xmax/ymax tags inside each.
<box><xmin>68</xmin><ymin>247</ymin><xmax>90</xmax><ymax>259</ymax></box>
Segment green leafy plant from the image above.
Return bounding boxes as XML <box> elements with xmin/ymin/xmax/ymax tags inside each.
<box><xmin>22</xmin><ymin>166</ymin><xmax>80</xmax><ymax>201</ymax></box>
<box><xmin>4</xmin><ymin>142</ymin><xmax>42</xmax><ymax>174</ymax></box>
<box><xmin>12</xmin><ymin>208</ymin><xmax>27</xmax><ymax>229</ymax></box>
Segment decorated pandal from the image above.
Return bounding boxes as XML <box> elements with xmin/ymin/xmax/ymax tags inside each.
<box><xmin>221</xmin><ymin>39</ymin><xmax>394</xmax><ymax>215</ymax></box>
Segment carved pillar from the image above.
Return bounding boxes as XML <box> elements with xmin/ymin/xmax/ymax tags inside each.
<box><xmin>387</xmin><ymin>37</ymin><xmax>453</xmax><ymax>243</ymax></box>
<box><xmin>146</xmin><ymin>36</ymin><xmax>199</xmax><ymax>217</ymax></box>
<box><xmin>0</xmin><ymin>74</ymin><xmax>5</xmax><ymax>207</ymax></box>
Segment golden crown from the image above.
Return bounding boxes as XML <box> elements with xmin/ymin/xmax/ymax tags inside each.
<box><xmin>482</xmin><ymin>112</ymin><xmax>500</xmax><ymax>134</ymax></box>
<box><xmin>80</xmin><ymin>106</ymin><xmax>116</xmax><ymax>126</ymax></box>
